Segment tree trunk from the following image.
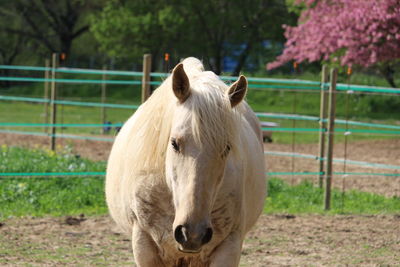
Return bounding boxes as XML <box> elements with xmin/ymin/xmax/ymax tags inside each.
<box><xmin>215</xmin><ymin>54</ymin><xmax>222</xmax><ymax>75</ymax></box>
<box><xmin>232</xmin><ymin>42</ymin><xmax>252</xmax><ymax>77</ymax></box>
<box><xmin>380</xmin><ymin>65</ymin><xmax>397</xmax><ymax>88</ymax></box>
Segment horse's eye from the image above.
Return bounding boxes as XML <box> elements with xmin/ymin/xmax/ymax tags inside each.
<box><xmin>222</xmin><ymin>144</ymin><xmax>231</xmax><ymax>157</ymax></box>
<box><xmin>171</xmin><ymin>138</ymin><xmax>180</xmax><ymax>152</ymax></box>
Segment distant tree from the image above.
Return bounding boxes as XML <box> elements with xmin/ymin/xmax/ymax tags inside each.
<box><xmin>176</xmin><ymin>0</ymin><xmax>292</xmax><ymax>75</ymax></box>
<box><xmin>0</xmin><ymin>0</ymin><xmax>102</xmax><ymax>62</ymax></box>
<box><xmin>0</xmin><ymin>27</ymin><xmax>28</xmax><ymax>66</ymax></box>
<box><xmin>91</xmin><ymin>0</ymin><xmax>294</xmax><ymax>74</ymax></box>
<box><xmin>0</xmin><ymin>4</ymin><xmax>30</xmax><ymax>86</ymax></box>
<box><xmin>90</xmin><ymin>1</ymin><xmax>183</xmax><ymax>69</ymax></box>
<box><xmin>268</xmin><ymin>0</ymin><xmax>400</xmax><ymax>87</ymax></box>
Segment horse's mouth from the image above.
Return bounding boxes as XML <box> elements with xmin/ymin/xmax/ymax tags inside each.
<box><xmin>178</xmin><ymin>246</ymin><xmax>202</xmax><ymax>254</ymax></box>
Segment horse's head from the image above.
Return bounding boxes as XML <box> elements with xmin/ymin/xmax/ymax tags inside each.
<box><xmin>165</xmin><ymin>62</ymin><xmax>247</xmax><ymax>253</ymax></box>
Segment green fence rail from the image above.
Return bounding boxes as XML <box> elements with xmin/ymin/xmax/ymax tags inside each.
<box><xmin>1</xmin><ymin>95</ymin><xmax>399</xmax><ymax>132</ymax></box>
<box><xmin>0</xmin><ymin>129</ymin><xmax>115</xmax><ymax>142</ymax></box>
<box><xmin>2</xmin><ymin>123</ymin><xmax>399</xmax><ymax>135</ymax></box>
<box><xmin>0</xmin><ymin>95</ymin><xmax>139</xmax><ymax>109</ymax></box>
<box><xmin>336</xmin><ymin>83</ymin><xmax>400</xmax><ymax>94</ymax></box>
<box><xmin>265</xmin><ymin>151</ymin><xmax>400</xmax><ymax>170</ymax></box>
<box><xmin>1</xmin><ymin>171</ymin><xmax>399</xmax><ymax>177</ymax></box>
<box><xmin>0</xmin><ymin>123</ymin><xmax>123</xmax><ymax>127</ymax></box>
<box><xmin>1</xmin><ymin>64</ymin><xmax>399</xmax><ymax>180</ymax></box>
<box><xmin>0</xmin><ymin>65</ymin><xmax>143</xmax><ymax>76</ymax></box>
<box><xmin>1</xmin><ymin>64</ymin><xmax>400</xmax><ymax>93</ymax></box>
<box><xmin>0</xmin><ymin>172</ymin><xmax>105</xmax><ymax>177</ymax></box>
<box><xmin>0</xmin><ymin>76</ymin><xmax>142</xmax><ymax>85</ymax></box>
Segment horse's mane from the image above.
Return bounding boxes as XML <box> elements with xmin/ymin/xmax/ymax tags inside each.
<box><xmin>124</xmin><ymin>58</ymin><xmax>244</xmax><ymax>177</ymax></box>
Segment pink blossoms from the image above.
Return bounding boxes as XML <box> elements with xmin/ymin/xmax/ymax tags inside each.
<box><xmin>267</xmin><ymin>0</ymin><xmax>400</xmax><ymax>70</ymax></box>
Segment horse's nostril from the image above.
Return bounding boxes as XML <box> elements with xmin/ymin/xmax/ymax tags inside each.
<box><xmin>201</xmin><ymin>227</ymin><xmax>213</xmax><ymax>245</ymax></box>
<box><xmin>174</xmin><ymin>225</ymin><xmax>187</xmax><ymax>245</ymax></box>
<box><xmin>175</xmin><ymin>225</ymin><xmax>212</xmax><ymax>248</ymax></box>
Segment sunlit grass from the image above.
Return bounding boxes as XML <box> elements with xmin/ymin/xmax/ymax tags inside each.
<box><xmin>0</xmin><ymin>146</ymin><xmax>107</xmax><ymax>220</ymax></box>
<box><xmin>1</xmin><ymin>147</ymin><xmax>399</xmax><ymax>221</ymax></box>
<box><xmin>265</xmin><ymin>178</ymin><xmax>400</xmax><ymax>214</ymax></box>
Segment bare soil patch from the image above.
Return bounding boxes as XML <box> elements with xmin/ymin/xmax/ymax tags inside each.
<box><xmin>1</xmin><ymin>134</ymin><xmax>400</xmax><ymax>266</ymax></box>
<box><xmin>1</xmin><ymin>132</ymin><xmax>399</xmax><ymax>197</ymax></box>
<box><xmin>0</xmin><ymin>132</ymin><xmax>112</xmax><ymax>161</ymax></box>
<box><xmin>265</xmin><ymin>139</ymin><xmax>400</xmax><ymax>197</ymax></box>
<box><xmin>0</xmin><ymin>214</ymin><xmax>399</xmax><ymax>266</ymax></box>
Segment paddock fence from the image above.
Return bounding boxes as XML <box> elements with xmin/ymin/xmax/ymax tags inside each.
<box><xmin>1</xmin><ymin>54</ymin><xmax>399</xmax><ymax>210</ymax></box>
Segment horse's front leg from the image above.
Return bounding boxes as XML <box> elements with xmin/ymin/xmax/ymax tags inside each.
<box><xmin>131</xmin><ymin>223</ymin><xmax>166</xmax><ymax>267</ymax></box>
<box><xmin>209</xmin><ymin>231</ymin><xmax>242</xmax><ymax>267</ymax></box>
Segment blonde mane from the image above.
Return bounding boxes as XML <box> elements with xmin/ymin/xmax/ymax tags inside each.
<box><xmin>124</xmin><ymin>58</ymin><xmax>243</xmax><ymax>177</ymax></box>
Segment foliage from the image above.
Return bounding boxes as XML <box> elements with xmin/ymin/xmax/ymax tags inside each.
<box><xmin>90</xmin><ymin>0</ymin><xmax>295</xmax><ymax>74</ymax></box>
<box><xmin>90</xmin><ymin>1</ymin><xmax>183</xmax><ymax>65</ymax></box>
<box><xmin>0</xmin><ymin>146</ymin><xmax>106</xmax><ymax>220</ymax></box>
<box><xmin>0</xmin><ymin>0</ymin><xmax>103</xmax><ymax>67</ymax></box>
<box><xmin>265</xmin><ymin>178</ymin><xmax>400</xmax><ymax>214</ymax></box>
<box><xmin>267</xmin><ymin>0</ymin><xmax>400</xmax><ymax>85</ymax></box>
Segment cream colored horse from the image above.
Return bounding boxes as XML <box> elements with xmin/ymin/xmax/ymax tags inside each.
<box><xmin>106</xmin><ymin>58</ymin><xmax>266</xmax><ymax>267</ymax></box>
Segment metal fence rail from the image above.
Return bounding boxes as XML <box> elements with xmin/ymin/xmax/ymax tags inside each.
<box><xmin>1</xmin><ymin>61</ymin><xmax>399</xmax><ymax>211</ymax></box>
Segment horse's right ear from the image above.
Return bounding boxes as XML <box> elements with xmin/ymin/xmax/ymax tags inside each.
<box><xmin>172</xmin><ymin>63</ymin><xmax>190</xmax><ymax>103</ymax></box>
<box><xmin>227</xmin><ymin>75</ymin><xmax>247</xmax><ymax>107</ymax></box>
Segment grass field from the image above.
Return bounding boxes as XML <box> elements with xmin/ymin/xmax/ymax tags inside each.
<box><xmin>1</xmin><ymin>91</ymin><xmax>399</xmax><ymax>144</ymax></box>
<box><xmin>1</xmin><ymin>69</ymin><xmax>399</xmax><ymax>144</ymax></box>
<box><xmin>1</xmin><ymin>70</ymin><xmax>399</xmax><ymax>266</ymax></box>
<box><xmin>0</xmin><ymin>146</ymin><xmax>107</xmax><ymax>219</ymax></box>
<box><xmin>1</xmin><ymin>146</ymin><xmax>399</xmax><ymax>221</ymax></box>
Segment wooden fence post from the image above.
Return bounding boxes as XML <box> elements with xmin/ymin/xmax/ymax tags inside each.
<box><xmin>101</xmin><ymin>65</ymin><xmax>107</xmax><ymax>134</ymax></box>
<box><xmin>50</xmin><ymin>53</ymin><xmax>58</xmax><ymax>151</ymax></box>
<box><xmin>318</xmin><ymin>65</ymin><xmax>329</xmax><ymax>188</ymax></box>
<box><xmin>43</xmin><ymin>59</ymin><xmax>50</xmax><ymax>133</ymax></box>
<box><xmin>141</xmin><ymin>54</ymin><xmax>152</xmax><ymax>103</ymax></box>
<box><xmin>324</xmin><ymin>68</ymin><xmax>338</xmax><ymax>211</ymax></box>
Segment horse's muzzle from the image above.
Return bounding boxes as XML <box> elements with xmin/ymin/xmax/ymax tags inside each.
<box><xmin>174</xmin><ymin>224</ymin><xmax>213</xmax><ymax>253</ymax></box>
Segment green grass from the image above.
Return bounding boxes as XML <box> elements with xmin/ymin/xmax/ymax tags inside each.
<box><xmin>248</xmin><ymin>88</ymin><xmax>400</xmax><ymax>120</ymax></box>
<box><xmin>0</xmin><ymin>100</ymin><xmax>133</xmax><ymax>135</ymax></box>
<box><xmin>1</xmin><ymin>70</ymin><xmax>400</xmax><ymax>144</ymax></box>
<box><xmin>265</xmin><ymin>178</ymin><xmax>400</xmax><ymax>214</ymax></box>
<box><xmin>0</xmin><ymin>147</ymin><xmax>399</xmax><ymax>221</ymax></box>
<box><xmin>1</xmin><ymin>92</ymin><xmax>399</xmax><ymax>144</ymax></box>
<box><xmin>0</xmin><ymin>146</ymin><xmax>107</xmax><ymax>220</ymax></box>
<box><xmin>251</xmin><ymin>69</ymin><xmax>400</xmax><ymax>89</ymax></box>
<box><xmin>258</xmin><ymin>115</ymin><xmax>400</xmax><ymax>144</ymax></box>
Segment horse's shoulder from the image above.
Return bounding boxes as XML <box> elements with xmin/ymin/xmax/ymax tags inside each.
<box><xmin>132</xmin><ymin>176</ymin><xmax>173</xmax><ymax>226</ymax></box>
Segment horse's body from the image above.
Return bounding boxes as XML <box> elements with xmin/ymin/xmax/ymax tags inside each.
<box><xmin>106</xmin><ymin>58</ymin><xmax>266</xmax><ymax>267</ymax></box>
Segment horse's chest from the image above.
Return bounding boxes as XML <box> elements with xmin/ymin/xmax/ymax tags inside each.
<box><xmin>133</xmin><ymin>185</ymin><xmax>174</xmax><ymax>232</ymax></box>
<box><xmin>133</xmin><ymin>184</ymin><xmax>240</xmax><ymax>265</ymax></box>
<box><xmin>134</xmin><ymin>189</ymin><xmax>237</xmax><ymax>236</ymax></box>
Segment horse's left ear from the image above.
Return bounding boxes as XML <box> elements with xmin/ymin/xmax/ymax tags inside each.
<box><xmin>172</xmin><ymin>63</ymin><xmax>190</xmax><ymax>103</ymax></box>
<box><xmin>227</xmin><ymin>75</ymin><xmax>247</xmax><ymax>107</ymax></box>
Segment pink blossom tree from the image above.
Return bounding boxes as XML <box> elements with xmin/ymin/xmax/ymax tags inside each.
<box><xmin>267</xmin><ymin>0</ymin><xmax>400</xmax><ymax>87</ymax></box>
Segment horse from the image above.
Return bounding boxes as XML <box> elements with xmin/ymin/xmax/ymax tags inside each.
<box><xmin>106</xmin><ymin>57</ymin><xmax>266</xmax><ymax>267</ymax></box>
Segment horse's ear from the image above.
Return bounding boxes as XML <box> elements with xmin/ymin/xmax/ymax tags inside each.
<box><xmin>227</xmin><ymin>75</ymin><xmax>247</xmax><ymax>107</ymax></box>
<box><xmin>172</xmin><ymin>63</ymin><xmax>190</xmax><ymax>103</ymax></box>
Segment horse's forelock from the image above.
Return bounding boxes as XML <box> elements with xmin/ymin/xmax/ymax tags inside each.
<box><xmin>125</xmin><ymin>61</ymin><xmax>242</xmax><ymax>176</ymax></box>
<box><xmin>186</xmin><ymin>73</ymin><xmax>241</xmax><ymax>156</ymax></box>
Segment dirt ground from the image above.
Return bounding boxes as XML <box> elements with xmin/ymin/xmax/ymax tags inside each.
<box><xmin>0</xmin><ymin>214</ymin><xmax>399</xmax><ymax>266</ymax></box>
<box><xmin>1</xmin><ymin>133</ymin><xmax>400</xmax><ymax>266</ymax></box>
<box><xmin>1</xmin><ymin>132</ymin><xmax>399</xmax><ymax>197</ymax></box>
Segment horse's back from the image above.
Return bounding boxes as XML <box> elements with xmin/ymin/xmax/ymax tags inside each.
<box><xmin>241</xmin><ymin>102</ymin><xmax>263</xmax><ymax>145</ymax></box>
<box><xmin>239</xmin><ymin>105</ymin><xmax>266</xmax><ymax>233</ymax></box>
